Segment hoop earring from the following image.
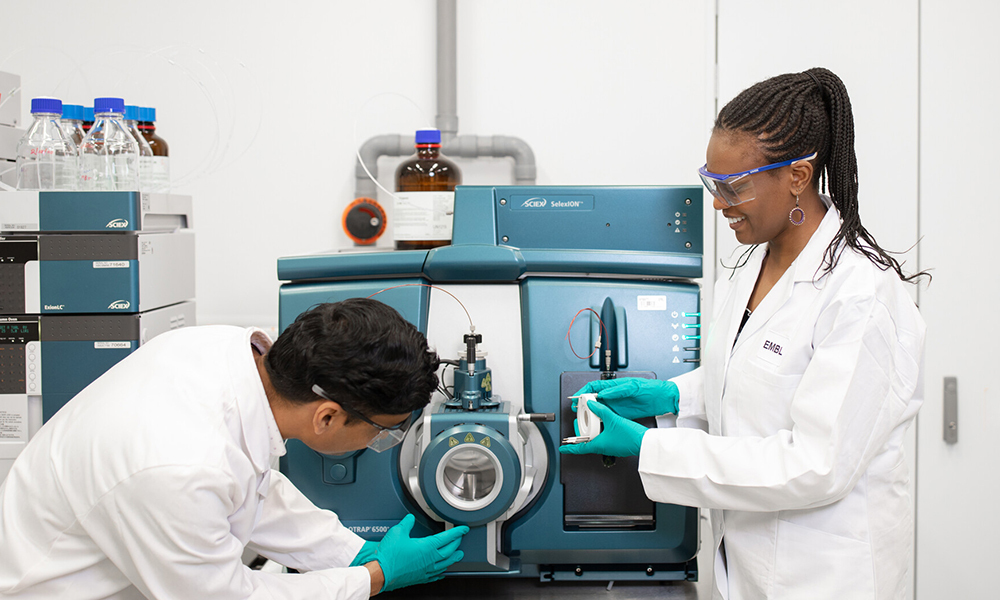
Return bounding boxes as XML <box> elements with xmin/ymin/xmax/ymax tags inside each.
<box><xmin>789</xmin><ymin>196</ymin><xmax>805</xmax><ymax>226</ymax></box>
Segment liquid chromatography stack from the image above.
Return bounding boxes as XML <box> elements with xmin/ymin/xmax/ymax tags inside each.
<box><xmin>0</xmin><ymin>99</ymin><xmax>195</xmax><ymax>481</ymax></box>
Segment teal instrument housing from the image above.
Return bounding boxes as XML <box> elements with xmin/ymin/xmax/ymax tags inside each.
<box><xmin>451</xmin><ymin>358</ymin><xmax>496</xmax><ymax>410</ymax></box>
<box><xmin>0</xmin><ymin>304</ymin><xmax>197</xmax><ymax>423</ymax></box>
<box><xmin>420</xmin><ymin>409</ymin><xmax>519</xmax><ymax>527</ymax></box>
<box><xmin>0</xmin><ymin>231</ymin><xmax>195</xmax><ymax>315</ymax></box>
<box><xmin>0</xmin><ymin>190</ymin><xmax>193</xmax><ymax>232</ymax></box>
<box><xmin>277</xmin><ymin>185</ymin><xmax>703</xmax><ymax>582</ymax></box>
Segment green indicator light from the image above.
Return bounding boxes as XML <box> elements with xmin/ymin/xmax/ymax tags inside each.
<box><xmin>683</xmin><ymin>335</ymin><xmax>702</xmax><ymax>340</ymax></box>
<box><xmin>683</xmin><ymin>323</ymin><xmax>701</xmax><ymax>329</ymax></box>
<box><xmin>683</xmin><ymin>312</ymin><xmax>701</xmax><ymax>317</ymax></box>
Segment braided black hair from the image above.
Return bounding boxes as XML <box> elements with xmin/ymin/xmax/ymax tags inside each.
<box><xmin>716</xmin><ymin>67</ymin><xmax>928</xmax><ymax>283</ymax></box>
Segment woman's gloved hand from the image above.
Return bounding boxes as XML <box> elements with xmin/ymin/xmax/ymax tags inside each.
<box><xmin>374</xmin><ymin>514</ymin><xmax>469</xmax><ymax>592</ymax></box>
<box><xmin>349</xmin><ymin>540</ymin><xmax>379</xmax><ymax>567</ymax></box>
<box><xmin>573</xmin><ymin>377</ymin><xmax>679</xmax><ymax>420</ymax></box>
<box><xmin>559</xmin><ymin>400</ymin><xmax>648</xmax><ymax>457</ymax></box>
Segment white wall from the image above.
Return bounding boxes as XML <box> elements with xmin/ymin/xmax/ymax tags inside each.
<box><xmin>715</xmin><ymin>0</ymin><xmax>920</xmax><ymax>285</ymax></box>
<box><xmin>0</xmin><ymin>0</ymin><xmax>716</xmax><ymax>330</ymax></box>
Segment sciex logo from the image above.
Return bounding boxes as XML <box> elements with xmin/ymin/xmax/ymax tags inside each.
<box><xmin>520</xmin><ymin>197</ymin><xmax>547</xmax><ymax>208</ymax></box>
<box><xmin>106</xmin><ymin>219</ymin><xmax>129</xmax><ymax>229</ymax></box>
<box><xmin>108</xmin><ymin>300</ymin><xmax>131</xmax><ymax>310</ymax></box>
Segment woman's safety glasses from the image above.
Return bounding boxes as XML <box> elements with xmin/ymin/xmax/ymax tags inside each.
<box><xmin>699</xmin><ymin>152</ymin><xmax>817</xmax><ymax>206</ymax></box>
<box><xmin>312</xmin><ymin>384</ymin><xmax>414</xmax><ymax>452</ymax></box>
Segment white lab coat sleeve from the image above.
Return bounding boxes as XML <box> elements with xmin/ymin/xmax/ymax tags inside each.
<box><xmin>668</xmin><ymin>366</ymin><xmax>707</xmax><ymax>431</ymax></box>
<box><xmin>83</xmin><ymin>465</ymin><xmax>371</xmax><ymax>600</ymax></box>
<box><xmin>638</xmin><ymin>292</ymin><xmax>923</xmax><ymax>512</ymax></box>
<box><xmin>246</xmin><ymin>469</ymin><xmax>367</xmax><ymax>571</ymax></box>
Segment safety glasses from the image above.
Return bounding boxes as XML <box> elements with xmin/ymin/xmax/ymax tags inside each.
<box><xmin>311</xmin><ymin>384</ymin><xmax>414</xmax><ymax>452</ymax></box>
<box><xmin>698</xmin><ymin>152</ymin><xmax>817</xmax><ymax>206</ymax></box>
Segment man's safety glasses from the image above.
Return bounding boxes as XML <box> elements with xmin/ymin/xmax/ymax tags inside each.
<box><xmin>311</xmin><ymin>384</ymin><xmax>414</xmax><ymax>452</ymax></box>
<box><xmin>698</xmin><ymin>152</ymin><xmax>817</xmax><ymax>206</ymax></box>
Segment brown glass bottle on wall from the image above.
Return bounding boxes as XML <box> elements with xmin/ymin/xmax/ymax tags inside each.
<box><xmin>393</xmin><ymin>128</ymin><xmax>462</xmax><ymax>250</ymax></box>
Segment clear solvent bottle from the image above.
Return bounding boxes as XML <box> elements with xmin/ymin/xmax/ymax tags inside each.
<box><xmin>59</xmin><ymin>104</ymin><xmax>86</xmax><ymax>147</ymax></box>
<box><xmin>16</xmin><ymin>97</ymin><xmax>78</xmax><ymax>190</ymax></box>
<box><xmin>78</xmin><ymin>97</ymin><xmax>139</xmax><ymax>191</ymax></box>
<box><xmin>125</xmin><ymin>105</ymin><xmax>154</xmax><ymax>192</ymax></box>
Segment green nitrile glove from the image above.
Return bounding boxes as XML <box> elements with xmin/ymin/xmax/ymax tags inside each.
<box><xmin>574</xmin><ymin>377</ymin><xmax>679</xmax><ymax>420</ymax></box>
<box><xmin>374</xmin><ymin>514</ymin><xmax>469</xmax><ymax>592</ymax></box>
<box><xmin>349</xmin><ymin>540</ymin><xmax>379</xmax><ymax>567</ymax></box>
<box><xmin>559</xmin><ymin>400</ymin><xmax>648</xmax><ymax>457</ymax></box>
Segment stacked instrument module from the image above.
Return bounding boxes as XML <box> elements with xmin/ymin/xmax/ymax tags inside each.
<box><xmin>0</xmin><ymin>190</ymin><xmax>195</xmax><ymax>481</ymax></box>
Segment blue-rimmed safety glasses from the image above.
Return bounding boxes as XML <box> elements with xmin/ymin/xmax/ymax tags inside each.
<box><xmin>311</xmin><ymin>384</ymin><xmax>414</xmax><ymax>452</ymax></box>
<box><xmin>699</xmin><ymin>152</ymin><xmax>817</xmax><ymax>206</ymax></box>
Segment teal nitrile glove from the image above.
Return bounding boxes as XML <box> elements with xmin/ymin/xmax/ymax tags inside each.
<box><xmin>574</xmin><ymin>378</ymin><xmax>679</xmax><ymax>420</ymax></box>
<box><xmin>349</xmin><ymin>540</ymin><xmax>379</xmax><ymax>567</ymax></box>
<box><xmin>559</xmin><ymin>400</ymin><xmax>648</xmax><ymax>457</ymax></box>
<box><xmin>374</xmin><ymin>514</ymin><xmax>469</xmax><ymax>592</ymax></box>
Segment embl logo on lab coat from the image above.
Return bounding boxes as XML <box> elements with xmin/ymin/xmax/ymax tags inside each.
<box><xmin>757</xmin><ymin>330</ymin><xmax>789</xmax><ymax>367</ymax></box>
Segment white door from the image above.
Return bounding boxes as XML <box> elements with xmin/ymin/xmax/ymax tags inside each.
<box><xmin>916</xmin><ymin>1</ymin><xmax>1000</xmax><ymax>597</ymax></box>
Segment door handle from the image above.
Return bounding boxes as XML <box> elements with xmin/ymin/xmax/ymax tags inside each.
<box><xmin>943</xmin><ymin>376</ymin><xmax>958</xmax><ymax>444</ymax></box>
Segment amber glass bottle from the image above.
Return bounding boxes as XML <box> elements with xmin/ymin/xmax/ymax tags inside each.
<box><xmin>139</xmin><ymin>107</ymin><xmax>169</xmax><ymax>156</ymax></box>
<box><xmin>393</xmin><ymin>128</ymin><xmax>462</xmax><ymax>250</ymax></box>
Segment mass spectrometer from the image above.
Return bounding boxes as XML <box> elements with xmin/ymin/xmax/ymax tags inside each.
<box><xmin>277</xmin><ymin>185</ymin><xmax>702</xmax><ymax>581</ymax></box>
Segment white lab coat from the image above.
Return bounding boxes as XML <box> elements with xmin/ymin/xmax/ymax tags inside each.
<box><xmin>639</xmin><ymin>200</ymin><xmax>925</xmax><ymax>599</ymax></box>
<box><xmin>0</xmin><ymin>326</ymin><xmax>370</xmax><ymax>600</ymax></box>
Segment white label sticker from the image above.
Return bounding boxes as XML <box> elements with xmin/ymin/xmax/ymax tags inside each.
<box><xmin>637</xmin><ymin>295</ymin><xmax>667</xmax><ymax>311</ymax></box>
<box><xmin>393</xmin><ymin>192</ymin><xmax>455</xmax><ymax>241</ymax></box>
<box><xmin>93</xmin><ymin>261</ymin><xmax>129</xmax><ymax>269</ymax></box>
<box><xmin>0</xmin><ymin>396</ymin><xmax>28</xmax><ymax>441</ymax></box>
<box><xmin>1</xmin><ymin>223</ymin><xmax>39</xmax><ymax>231</ymax></box>
<box><xmin>757</xmin><ymin>330</ymin><xmax>789</xmax><ymax>368</ymax></box>
<box><xmin>94</xmin><ymin>341</ymin><xmax>132</xmax><ymax>349</ymax></box>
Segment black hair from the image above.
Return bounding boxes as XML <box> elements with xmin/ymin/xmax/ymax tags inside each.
<box><xmin>265</xmin><ymin>298</ymin><xmax>440</xmax><ymax>418</ymax></box>
<box><xmin>715</xmin><ymin>67</ymin><xmax>929</xmax><ymax>283</ymax></box>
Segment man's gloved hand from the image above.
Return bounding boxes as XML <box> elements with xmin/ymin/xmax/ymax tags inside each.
<box><xmin>559</xmin><ymin>400</ymin><xmax>648</xmax><ymax>457</ymax></box>
<box><xmin>573</xmin><ymin>378</ymin><xmax>679</xmax><ymax>420</ymax></box>
<box><xmin>374</xmin><ymin>514</ymin><xmax>469</xmax><ymax>592</ymax></box>
<box><xmin>349</xmin><ymin>540</ymin><xmax>379</xmax><ymax>567</ymax></box>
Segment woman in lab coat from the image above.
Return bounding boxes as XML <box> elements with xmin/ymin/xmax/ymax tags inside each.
<box><xmin>561</xmin><ymin>68</ymin><xmax>927</xmax><ymax>599</ymax></box>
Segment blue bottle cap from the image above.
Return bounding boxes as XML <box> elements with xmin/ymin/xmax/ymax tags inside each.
<box><xmin>124</xmin><ymin>105</ymin><xmax>141</xmax><ymax>121</ymax></box>
<box><xmin>61</xmin><ymin>104</ymin><xmax>82</xmax><ymax>120</ymax></box>
<box><xmin>94</xmin><ymin>97</ymin><xmax>125</xmax><ymax>114</ymax></box>
<box><xmin>31</xmin><ymin>97</ymin><xmax>63</xmax><ymax>114</ymax></box>
<box><xmin>84</xmin><ymin>107</ymin><xmax>95</xmax><ymax>122</ymax></box>
<box><xmin>145</xmin><ymin>107</ymin><xmax>157</xmax><ymax>122</ymax></box>
<box><xmin>415</xmin><ymin>128</ymin><xmax>441</xmax><ymax>144</ymax></box>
